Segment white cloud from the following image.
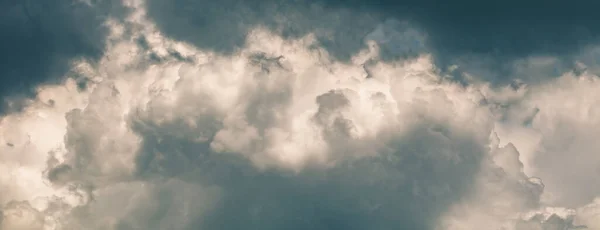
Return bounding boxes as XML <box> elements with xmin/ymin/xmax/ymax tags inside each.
<box><xmin>493</xmin><ymin>69</ymin><xmax>600</xmax><ymax>208</ymax></box>
<box><xmin>1</xmin><ymin>1</ymin><xmax>600</xmax><ymax>229</ymax></box>
<box><xmin>438</xmin><ymin>61</ymin><xmax>600</xmax><ymax>229</ymax></box>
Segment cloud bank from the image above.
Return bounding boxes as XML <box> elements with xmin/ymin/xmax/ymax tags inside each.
<box><xmin>1</xmin><ymin>0</ymin><xmax>600</xmax><ymax>229</ymax></box>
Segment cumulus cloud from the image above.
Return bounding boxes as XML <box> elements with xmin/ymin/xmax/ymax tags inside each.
<box><xmin>1</xmin><ymin>0</ymin><xmax>600</xmax><ymax>230</ymax></box>
<box><xmin>491</xmin><ymin>68</ymin><xmax>600</xmax><ymax>210</ymax></box>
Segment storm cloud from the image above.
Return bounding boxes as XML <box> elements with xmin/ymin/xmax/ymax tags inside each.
<box><xmin>1</xmin><ymin>0</ymin><xmax>600</xmax><ymax>229</ymax></box>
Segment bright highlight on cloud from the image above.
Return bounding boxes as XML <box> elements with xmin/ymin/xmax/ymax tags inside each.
<box><xmin>1</xmin><ymin>0</ymin><xmax>600</xmax><ymax>229</ymax></box>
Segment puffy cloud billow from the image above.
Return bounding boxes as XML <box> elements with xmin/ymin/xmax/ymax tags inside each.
<box><xmin>1</xmin><ymin>0</ymin><xmax>600</xmax><ymax>229</ymax></box>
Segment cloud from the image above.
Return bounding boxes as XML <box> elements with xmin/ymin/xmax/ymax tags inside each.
<box><xmin>0</xmin><ymin>3</ymin><xmax>488</xmax><ymax>228</ymax></box>
<box><xmin>491</xmin><ymin>69</ymin><xmax>600</xmax><ymax>209</ymax></box>
<box><xmin>1</xmin><ymin>1</ymin><xmax>600</xmax><ymax>230</ymax></box>
<box><xmin>0</xmin><ymin>201</ymin><xmax>45</xmax><ymax>230</ymax></box>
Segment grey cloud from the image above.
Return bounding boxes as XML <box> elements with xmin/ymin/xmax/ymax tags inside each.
<box><xmin>61</xmin><ymin>179</ymin><xmax>220</xmax><ymax>230</ymax></box>
<box><xmin>516</xmin><ymin>214</ymin><xmax>587</xmax><ymax>230</ymax></box>
<box><xmin>46</xmin><ymin>164</ymin><xmax>74</xmax><ymax>185</ymax></box>
<box><xmin>53</xmin><ymin>58</ymin><xmax>490</xmax><ymax>229</ymax></box>
<box><xmin>315</xmin><ymin>90</ymin><xmax>351</xmax><ymax>114</ymax></box>
<box><xmin>122</xmin><ymin>111</ymin><xmax>486</xmax><ymax>230</ymax></box>
<box><xmin>243</xmin><ymin>52</ymin><xmax>294</xmax><ymax>132</ymax></box>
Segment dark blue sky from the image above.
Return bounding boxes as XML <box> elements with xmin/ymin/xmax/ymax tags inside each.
<box><xmin>0</xmin><ymin>0</ymin><xmax>127</xmax><ymax>113</ymax></box>
<box><xmin>146</xmin><ymin>0</ymin><xmax>600</xmax><ymax>84</ymax></box>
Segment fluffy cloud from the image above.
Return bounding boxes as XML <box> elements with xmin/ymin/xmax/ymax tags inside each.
<box><xmin>514</xmin><ymin>73</ymin><xmax>600</xmax><ymax>207</ymax></box>
<box><xmin>1</xmin><ymin>1</ymin><xmax>600</xmax><ymax>230</ymax></box>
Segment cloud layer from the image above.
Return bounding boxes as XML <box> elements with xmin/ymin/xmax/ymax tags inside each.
<box><xmin>1</xmin><ymin>0</ymin><xmax>600</xmax><ymax>230</ymax></box>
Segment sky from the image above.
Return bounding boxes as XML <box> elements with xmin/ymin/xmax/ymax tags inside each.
<box><xmin>1</xmin><ymin>0</ymin><xmax>600</xmax><ymax>229</ymax></box>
